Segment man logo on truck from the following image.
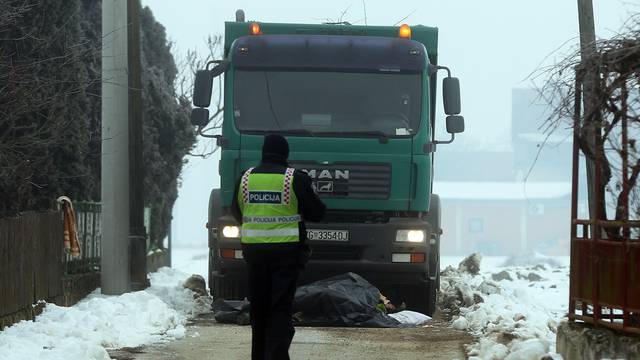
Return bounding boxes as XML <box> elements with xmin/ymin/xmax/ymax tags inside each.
<box><xmin>302</xmin><ymin>169</ymin><xmax>350</xmax><ymax>180</ymax></box>
<box><xmin>316</xmin><ymin>181</ymin><xmax>334</xmax><ymax>193</ymax></box>
<box><xmin>302</xmin><ymin>169</ymin><xmax>348</xmax><ymax>194</ymax></box>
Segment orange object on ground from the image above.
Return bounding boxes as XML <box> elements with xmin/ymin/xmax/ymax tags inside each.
<box><xmin>57</xmin><ymin>196</ymin><xmax>81</xmax><ymax>258</ymax></box>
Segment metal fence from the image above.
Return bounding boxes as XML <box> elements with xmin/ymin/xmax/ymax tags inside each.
<box><xmin>64</xmin><ymin>202</ymin><xmax>101</xmax><ymax>274</ymax></box>
<box><xmin>569</xmin><ymin>220</ymin><xmax>640</xmax><ymax>334</ymax></box>
<box><xmin>568</xmin><ymin>74</ymin><xmax>640</xmax><ymax>335</ymax></box>
<box><xmin>63</xmin><ymin>203</ymin><xmax>167</xmax><ymax>274</ymax></box>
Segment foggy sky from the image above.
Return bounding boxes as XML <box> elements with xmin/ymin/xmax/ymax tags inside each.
<box><xmin>140</xmin><ymin>0</ymin><xmax>634</xmax><ymax>247</ymax></box>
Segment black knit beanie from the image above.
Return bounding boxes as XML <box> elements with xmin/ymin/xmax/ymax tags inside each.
<box><xmin>262</xmin><ymin>134</ymin><xmax>289</xmax><ymax>161</ymax></box>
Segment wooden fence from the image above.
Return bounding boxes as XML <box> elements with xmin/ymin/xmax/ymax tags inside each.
<box><xmin>1</xmin><ymin>205</ymin><xmax>172</xmax><ymax>330</ymax></box>
<box><xmin>0</xmin><ymin>211</ymin><xmax>64</xmax><ymax>329</ymax></box>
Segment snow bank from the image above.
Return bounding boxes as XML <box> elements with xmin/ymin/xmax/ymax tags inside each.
<box><xmin>171</xmin><ymin>247</ymin><xmax>210</xmax><ymax>283</ymax></box>
<box><xmin>0</xmin><ymin>267</ymin><xmax>210</xmax><ymax>360</ymax></box>
<box><xmin>440</xmin><ymin>253</ymin><xmax>569</xmax><ymax>360</ymax></box>
<box><xmin>500</xmin><ymin>252</ymin><xmax>566</xmax><ymax>268</ymax></box>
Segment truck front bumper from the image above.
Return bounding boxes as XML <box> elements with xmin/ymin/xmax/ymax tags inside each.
<box><xmin>211</xmin><ymin>216</ymin><xmax>438</xmax><ymax>291</ymax></box>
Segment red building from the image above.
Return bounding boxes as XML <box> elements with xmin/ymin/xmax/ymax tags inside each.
<box><xmin>435</xmin><ymin>182</ymin><xmax>573</xmax><ymax>256</ymax></box>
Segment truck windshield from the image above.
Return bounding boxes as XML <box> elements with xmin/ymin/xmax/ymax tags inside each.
<box><xmin>234</xmin><ymin>70</ymin><xmax>422</xmax><ymax>137</ymax></box>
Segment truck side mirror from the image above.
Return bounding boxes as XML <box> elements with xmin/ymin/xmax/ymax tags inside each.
<box><xmin>192</xmin><ymin>60</ymin><xmax>230</xmax><ymax>108</ymax></box>
<box><xmin>191</xmin><ymin>107</ymin><xmax>210</xmax><ymax>127</ymax></box>
<box><xmin>446</xmin><ymin>115</ymin><xmax>465</xmax><ymax>134</ymax></box>
<box><xmin>443</xmin><ymin>77</ymin><xmax>461</xmax><ymax>115</ymax></box>
<box><xmin>193</xmin><ymin>70</ymin><xmax>214</xmax><ymax>108</ymax></box>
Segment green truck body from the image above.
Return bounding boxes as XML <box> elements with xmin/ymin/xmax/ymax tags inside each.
<box><xmin>193</xmin><ymin>12</ymin><xmax>464</xmax><ymax>315</ymax></box>
<box><xmin>220</xmin><ymin>22</ymin><xmax>438</xmax><ymax>213</ymax></box>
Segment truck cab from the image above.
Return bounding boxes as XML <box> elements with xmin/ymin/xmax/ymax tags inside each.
<box><xmin>192</xmin><ymin>11</ymin><xmax>464</xmax><ymax>315</ymax></box>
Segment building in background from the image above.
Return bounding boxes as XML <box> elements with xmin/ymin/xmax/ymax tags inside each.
<box><xmin>435</xmin><ymin>182</ymin><xmax>571</xmax><ymax>256</ymax></box>
<box><xmin>435</xmin><ymin>88</ymin><xmax>576</xmax><ymax>255</ymax></box>
<box><xmin>511</xmin><ymin>88</ymin><xmax>573</xmax><ymax>182</ymax></box>
<box><xmin>435</xmin><ymin>149</ymin><xmax>514</xmax><ymax>182</ymax></box>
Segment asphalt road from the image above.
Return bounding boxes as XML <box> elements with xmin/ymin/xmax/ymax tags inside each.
<box><xmin>113</xmin><ymin>314</ymin><xmax>473</xmax><ymax>360</ymax></box>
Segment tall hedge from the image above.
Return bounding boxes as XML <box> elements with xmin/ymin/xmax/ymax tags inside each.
<box><xmin>139</xmin><ymin>6</ymin><xmax>195</xmax><ymax>245</ymax></box>
<box><xmin>0</xmin><ymin>0</ymin><xmax>196</xmax><ymax>246</ymax></box>
<box><xmin>0</xmin><ymin>0</ymin><xmax>95</xmax><ymax>213</ymax></box>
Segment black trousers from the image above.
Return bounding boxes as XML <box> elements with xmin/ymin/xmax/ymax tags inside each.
<box><xmin>244</xmin><ymin>245</ymin><xmax>300</xmax><ymax>360</ymax></box>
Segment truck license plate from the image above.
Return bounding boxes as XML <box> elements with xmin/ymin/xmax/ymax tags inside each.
<box><xmin>307</xmin><ymin>229</ymin><xmax>349</xmax><ymax>241</ymax></box>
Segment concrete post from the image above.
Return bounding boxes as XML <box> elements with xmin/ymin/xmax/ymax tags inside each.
<box><xmin>127</xmin><ymin>0</ymin><xmax>147</xmax><ymax>291</ymax></box>
<box><xmin>101</xmin><ymin>0</ymin><xmax>130</xmax><ymax>294</ymax></box>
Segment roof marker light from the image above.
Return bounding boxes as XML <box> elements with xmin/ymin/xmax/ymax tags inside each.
<box><xmin>399</xmin><ymin>24</ymin><xmax>411</xmax><ymax>39</ymax></box>
<box><xmin>250</xmin><ymin>22</ymin><xmax>262</xmax><ymax>35</ymax></box>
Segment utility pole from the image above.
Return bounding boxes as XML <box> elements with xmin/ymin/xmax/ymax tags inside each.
<box><xmin>128</xmin><ymin>0</ymin><xmax>147</xmax><ymax>291</ymax></box>
<box><xmin>102</xmin><ymin>0</ymin><xmax>130</xmax><ymax>294</ymax></box>
<box><xmin>576</xmin><ymin>0</ymin><xmax>602</xmax><ymax>223</ymax></box>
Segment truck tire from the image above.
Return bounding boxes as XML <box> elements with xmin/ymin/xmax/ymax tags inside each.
<box><xmin>426</xmin><ymin>276</ymin><xmax>438</xmax><ymax>316</ymax></box>
<box><xmin>208</xmin><ymin>189</ymin><xmax>222</xmax><ymax>298</ymax></box>
<box><xmin>427</xmin><ymin>194</ymin><xmax>441</xmax><ymax>294</ymax></box>
<box><xmin>211</xmin><ymin>276</ymin><xmax>246</xmax><ymax>300</ymax></box>
<box><xmin>208</xmin><ymin>189</ymin><xmax>248</xmax><ymax>301</ymax></box>
<box><xmin>397</xmin><ymin>281</ymin><xmax>436</xmax><ymax>316</ymax></box>
<box><xmin>424</xmin><ymin>194</ymin><xmax>441</xmax><ymax>315</ymax></box>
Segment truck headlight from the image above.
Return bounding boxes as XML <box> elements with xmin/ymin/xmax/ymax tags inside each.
<box><xmin>222</xmin><ymin>225</ymin><xmax>240</xmax><ymax>238</ymax></box>
<box><xmin>396</xmin><ymin>230</ymin><xmax>425</xmax><ymax>243</ymax></box>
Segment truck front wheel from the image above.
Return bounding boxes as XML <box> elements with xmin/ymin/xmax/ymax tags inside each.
<box><xmin>211</xmin><ymin>276</ymin><xmax>247</xmax><ymax>300</ymax></box>
<box><xmin>398</xmin><ymin>280</ymin><xmax>437</xmax><ymax>316</ymax></box>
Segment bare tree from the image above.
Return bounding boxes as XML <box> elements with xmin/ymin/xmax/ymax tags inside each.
<box><xmin>535</xmin><ymin>13</ymin><xmax>640</xmax><ymax>235</ymax></box>
<box><xmin>178</xmin><ymin>35</ymin><xmax>224</xmax><ymax>158</ymax></box>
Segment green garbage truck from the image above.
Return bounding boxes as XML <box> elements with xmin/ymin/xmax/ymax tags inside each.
<box><xmin>191</xmin><ymin>9</ymin><xmax>465</xmax><ymax>315</ymax></box>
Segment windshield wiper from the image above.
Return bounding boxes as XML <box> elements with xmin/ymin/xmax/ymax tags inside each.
<box><xmin>314</xmin><ymin>131</ymin><xmax>389</xmax><ymax>143</ymax></box>
<box><xmin>241</xmin><ymin>128</ymin><xmax>315</xmax><ymax>136</ymax></box>
<box><xmin>277</xmin><ymin>129</ymin><xmax>315</xmax><ymax>137</ymax></box>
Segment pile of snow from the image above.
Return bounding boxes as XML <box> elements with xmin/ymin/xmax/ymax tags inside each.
<box><xmin>0</xmin><ymin>267</ymin><xmax>210</xmax><ymax>360</ymax></box>
<box><xmin>500</xmin><ymin>252</ymin><xmax>564</xmax><ymax>268</ymax></box>
<box><xmin>172</xmin><ymin>247</ymin><xmax>209</xmax><ymax>283</ymax></box>
<box><xmin>440</xmin><ymin>253</ymin><xmax>569</xmax><ymax>360</ymax></box>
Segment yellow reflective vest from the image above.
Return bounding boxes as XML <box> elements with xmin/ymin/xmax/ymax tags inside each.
<box><xmin>238</xmin><ymin>168</ymin><xmax>301</xmax><ymax>244</ymax></box>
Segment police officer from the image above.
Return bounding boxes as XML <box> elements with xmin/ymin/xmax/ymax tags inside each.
<box><xmin>231</xmin><ymin>134</ymin><xmax>325</xmax><ymax>360</ymax></box>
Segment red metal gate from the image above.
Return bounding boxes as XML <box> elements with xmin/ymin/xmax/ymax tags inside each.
<box><xmin>568</xmin><ymin>74</ymin><xmax>640</xmax><ymax>335</ymax></box>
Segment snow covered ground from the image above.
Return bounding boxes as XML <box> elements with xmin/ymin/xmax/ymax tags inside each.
<box><xmin>171</xmin><ymin>247</ymin><xmax>572</xmax><ymax>359</ymax></box>
<box><xmin>0</xmin><ymin>245</ymin><xmax>569</xmax><ymax>360</ymax></box>
<box><xmin>165</xmin><ymin>249</ymin><xmax>572</xmax><ymax>359</ymax></box>
<box><xmin>172</xmin><ymin>246</ymin><xmax>571</xmax><ymax>359</ymax></box>
<box><xmin>0</xmin><ymin>266</ymin><xmax>209</xmax><ymax>360</ymax></box>
<box><xmin>440</xmin><ymin>253</ymin><xmax>570</xmax><ymax>360</ymax></box>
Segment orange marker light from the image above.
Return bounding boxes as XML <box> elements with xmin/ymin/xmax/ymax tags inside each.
<box><xmin>250</xmin><ymin>22</ymin><xmax>262</xmax><ymax>35</ymax></box>
<box><xmin>410</xmin><ymin>253</ymin><xmax>426</xmax><ymax>263</ymax></box>
<box><xmin>221</xmin><ymin>249</ymin><xmax>236</xmax><ymax>259</ymax></box>
<box><xmin>398</xmin><ymin>24</ymin><xmax>412</xmax><ymax>39</ymax></box>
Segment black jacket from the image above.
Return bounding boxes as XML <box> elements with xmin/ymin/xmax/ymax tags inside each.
<box><xmin>230</xmin><ymin>157</ymin><xmax>326</xmax><ymax>250</ymax></box>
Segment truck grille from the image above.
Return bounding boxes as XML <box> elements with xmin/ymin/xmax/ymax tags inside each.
<box><xmin>321</xmin><ymin>210</ymin><xmax>389</xmax><ymax>224</ymax></box>
<box><xmin>291</xmin><ymin>162</ymin><xmax>391</xmax><ymax>200</ymax></box>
